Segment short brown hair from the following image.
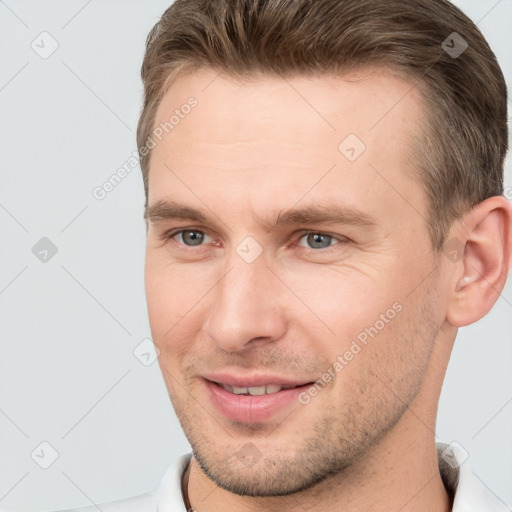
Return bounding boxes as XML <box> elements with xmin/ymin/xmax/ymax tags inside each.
<box><xmin>137</xmin><ymin>0</ymin><xmax>508</xmax><ymax>249</ymax></box>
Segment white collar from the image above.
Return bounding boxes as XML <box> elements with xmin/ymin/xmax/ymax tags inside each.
<box><xmin>157</xmin><ymin>452</ymin><xmax>191</xmax><ymax>511</ymax></box>
<box><xmin>437</xmin><ymin>442</ymin><xmax>510</xmax><ymax>511</ymax></box>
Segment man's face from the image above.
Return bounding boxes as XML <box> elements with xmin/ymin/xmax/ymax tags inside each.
<box><xmin>144</xmin><ymin>68</ymin><xmax>448</xmax><ymax>496</ymax></box>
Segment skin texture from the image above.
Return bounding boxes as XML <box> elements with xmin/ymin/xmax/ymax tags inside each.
<box><xmin>144</xmin><ymin>68</ymin><xmax>512</xmax><ymax>512</ymax></box>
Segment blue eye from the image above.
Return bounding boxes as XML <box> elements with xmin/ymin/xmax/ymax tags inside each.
<box><xmin>298</xmin><ymin>233</ymin><xmax>338</xmax><ymax>249</ymax></box>
<box><xmin>174</xmin><ymin>230</ymin><xmax>208</xmax><ymax>246</ymax></box>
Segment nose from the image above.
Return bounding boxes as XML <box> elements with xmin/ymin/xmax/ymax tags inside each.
<box><xmin>204</xmin><ymin>251</ymin><xmax>287</xmax><ymax>352</ymax></box>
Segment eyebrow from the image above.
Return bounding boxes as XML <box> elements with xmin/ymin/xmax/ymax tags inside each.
<box><xmin>144</xmin><ymin>199</ymin><xmax>377</xmax><ymax>229</ymax></box>
<box><xmin>144</xmin><ymin>200</ymin><xmax>207</xmax><ymax>223</ymax></box>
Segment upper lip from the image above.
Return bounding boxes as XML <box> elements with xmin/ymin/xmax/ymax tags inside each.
<box><xmin>203</xmin><ymin>372</ymin><xmax>314</xmax><ymax>388</ymax></box>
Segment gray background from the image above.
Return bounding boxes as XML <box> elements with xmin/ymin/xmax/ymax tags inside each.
<box><xmin>0</xmin><ymin>0</ymin><xmax>510</xmax><ymax>510</ymax></box>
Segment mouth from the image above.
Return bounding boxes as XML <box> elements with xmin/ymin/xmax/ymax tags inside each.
<box><xmin>203</xmin><ymin>376</ymin><xmax>316</xmax><ymax>423</ymax></box>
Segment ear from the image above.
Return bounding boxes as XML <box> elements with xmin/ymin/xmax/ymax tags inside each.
<box><xmin>445</xmin><ymin>196</ymin><xmax>512</xmax><ymax>328</ymax></box>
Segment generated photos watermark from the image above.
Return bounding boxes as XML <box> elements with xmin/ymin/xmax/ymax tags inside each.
<box><xmin>92</xmin><ymin>97</ymin><xmax>198</xmax><ymax>201</ymax></box>
<box><xmin>298</xmin><ymin>301</ymin><xmax>403</xmax><ymax>405</ymax></box>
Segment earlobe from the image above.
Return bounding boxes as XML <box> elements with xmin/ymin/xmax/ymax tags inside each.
<box><xmin>446</xmin><ymin>196</ymin><xmax>512</xmax><ymax>328</ymax></box>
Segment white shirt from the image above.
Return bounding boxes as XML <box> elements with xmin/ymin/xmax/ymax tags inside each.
<box><xmin>55</xmin><ymin>443</ymin><xmax>510</xmax><ymax>511</ymax></box>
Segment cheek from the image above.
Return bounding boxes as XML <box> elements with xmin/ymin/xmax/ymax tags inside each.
<box><xmin>317</xmin><ymin>297</ymin><xmax>432</xmax><ymax>422</ymax></box>
<box><xmin>144</xmin><ymin>255</ymin><xmax>208</xmax><ymax>352</ymax></box>
<box><xmin>281</xmin><ymin>264</ymin><xmax>403</xmax><ymax>350</ymax></box>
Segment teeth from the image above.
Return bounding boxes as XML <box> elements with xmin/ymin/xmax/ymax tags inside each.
<box><xmin>220</xmin><ymin>383</ymin><xmax>284</xmax><ymax>395</ymax></box>
<box><xmin>265</xmin><ymin>384</ymin><xmax>282</xmax><ymax>394</ymax></box>
<box><xmin>248</xmin><ymin>385</ymin><xmax>266</xmax><ymax>396</ymax></box>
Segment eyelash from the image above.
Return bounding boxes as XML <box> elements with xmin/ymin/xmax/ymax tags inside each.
<box><xmin>162</xmin><ymin>228</ymin><xmax>347</xmax><ymax>252</ymax></box>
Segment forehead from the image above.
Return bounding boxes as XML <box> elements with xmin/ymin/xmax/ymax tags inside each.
<box><xmin>153</xmin><ymin>67</ymin><xmax>424</xmax><ymax>142</ymax></box>
<box><xmin>148</xmin><ymin>68</ymin><xmax>427</xmax><ymax>222</ymax></box>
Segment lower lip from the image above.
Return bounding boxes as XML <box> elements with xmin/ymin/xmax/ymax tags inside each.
<box><xmin>205</xmin><ymin>379</ymin><xmax>312</xmax><ymax>423</ymax></box>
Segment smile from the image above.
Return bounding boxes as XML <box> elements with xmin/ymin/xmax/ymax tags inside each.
<box><xmin>204</xmin><ymin>377</ymin><xmax>315</xmax><ymax>423</ymax></box>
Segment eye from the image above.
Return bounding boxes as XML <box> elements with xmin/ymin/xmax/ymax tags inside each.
<box><xmin>171</xmin><ymin>229</ymin><xmax>212</xmax><ymax>246</ymax></box>
<box><xmin>297</xmin><ymin>232</ymin><xmax>344</xmax><ymax>250</ymax></box>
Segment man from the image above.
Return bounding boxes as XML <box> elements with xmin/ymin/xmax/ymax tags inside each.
<box><xmin>61</xmin><ymin>0</ymin><xmax>511</xmax><ymax>510</ymax></box>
